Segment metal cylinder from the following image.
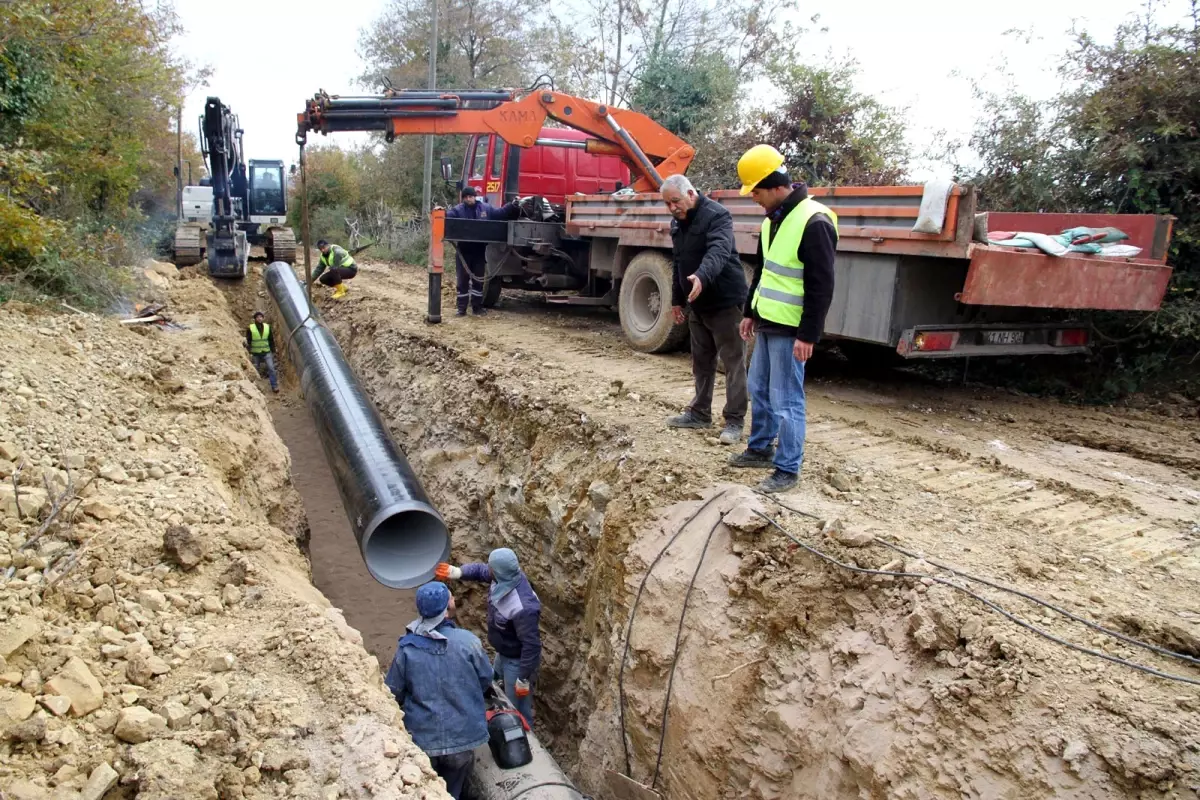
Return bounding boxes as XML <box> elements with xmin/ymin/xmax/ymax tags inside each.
<box><xmin>264</xmin><ymin>262</ymin><xmax>449</xmax><ymax>589</ymax></box>
<box><xmin>427</xmin><ymin>271</ymin><xmax>442</xmax><ymax>323</ymax></box>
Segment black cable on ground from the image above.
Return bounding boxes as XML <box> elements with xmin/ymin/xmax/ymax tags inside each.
<box><xmin>753</xmin><ymin>510</ymin><xmax>1200</xmax><ymax>687</ymax></box>
<box><xmin>874</xmin><ymin>537</ymin><xmax>1200</xmax><ymax>668</ymax></box>
<box><xmin>617</xmin><ymin>490</ymin><xmax>728</xmax><ymax>777</ymax></box>
<box><xmin>651</xmin><ymin>513</ymin><xmax>725</xmax><ymax>790</ymax></box>
<box><xmin>762</xmin><ymin>494</ymin><xmax>1200</xmax><ymax>668</ymax></box>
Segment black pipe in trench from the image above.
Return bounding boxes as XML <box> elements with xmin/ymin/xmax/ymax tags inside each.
<box><xmin>264</xmin><ymin>262</ymin><xmax>449</xmax><ymax>588</ymax></box>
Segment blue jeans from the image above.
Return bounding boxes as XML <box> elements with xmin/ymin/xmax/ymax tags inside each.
<box><xmin>252</xmin><ymin>353</ymin><xmax>278</xmax><ymax>391</ymax></box>
<box><xmin>493</xmin><ymin>653</ymin><xmax>534</xmax><ymax>728</ymax></box>
<box><xmin>747</xmin><ymin>333</ymin><xmax>807</xmax><ymax>474</ymax></box>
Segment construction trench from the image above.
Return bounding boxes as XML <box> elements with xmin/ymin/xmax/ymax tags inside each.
<box><xmin>3</xmin><ymin>258</ymin><xmax>1199</xmax><ymax>799</ymax></box>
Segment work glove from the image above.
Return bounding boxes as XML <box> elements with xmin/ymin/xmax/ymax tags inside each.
<box><xmin>434</xmin><ymin>562</ymin><xmax>462</xmax><ymax>581</ymax></box>
<box><xmin>514</xmin><ymin>679</ymin><xmax>531</xmax><ymax>698</ymax></box>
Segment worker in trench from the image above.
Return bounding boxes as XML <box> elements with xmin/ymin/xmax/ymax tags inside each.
<box><xmin>661</xmin><ymin>173</ymin><xmax>749</xmax><ymax>446</ymax></box>
<box><xmin>444</xmin><ymin>186</ymin><xmax>521</xmax><ymax>316</ymax></box>
<box><xmin>729</xmin><ymin>144</ymin><xmax>838</xmax><ymax>494</ymax></box>
<box><xmin>384</xmin><ymin>582</ymin><xmax>492</xmax><ymax>800</ymax></box>
<box><xmin>244</xmin><ymin>310</ymin><xmax>279</xmax><ymax>393</ymax></box>
<box><xmin>313</xmin><ymin>239</ymin><xmax>357</xmax><ymax>299</ymax></box>
<box><xmin>435</xmin><ymin>547</ymin><xmax>542</xmax><ymax>727</ymax></box>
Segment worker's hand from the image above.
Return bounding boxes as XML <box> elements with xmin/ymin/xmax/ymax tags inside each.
<box><xmin>671</xmin><ymin>306</ymin><xmax>686</xmax><ymax>325</ymax></box>
<box><xmin>686</xmin><ymin>274</ymin><xmax>703</xmax><ymax>303</ymax></box>
<box><xmin>434</xmin><ymin>563</ymin><xmax>462</xmax><ymax>581</ymax></box>
<box><xmin>514</xmin><ymin>679</ymin><xmax>531</xmax><ymax>698</ymax></box>
<box><xmin>739</xmin><ymin>317</ymin><xmax>755</xmax><ymax>342</ymax></box>
<box><xmin>793</xmin><ymin>340</ymin><xmax>814</xmax><ymax>362</ymax></box>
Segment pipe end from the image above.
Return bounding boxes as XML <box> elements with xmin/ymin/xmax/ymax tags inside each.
<box><xmin>362</xmin><ymin>508</ymin><xmax>450</xmax><ymax>589</ymax></box>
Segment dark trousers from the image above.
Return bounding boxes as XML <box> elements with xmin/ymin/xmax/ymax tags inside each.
<box><xmin>455</xmin><ymin>252</ymin><xmax>484</xmax><ymax>312</ymax></box>
<box><xmin>318</xmin><ymin>265</ymin><xmax>357</xmax><ymax>287</ymax></box>
<box><xmin>429</xmin><ymin>749</ymin><xmax>474</xmax><ymax>799</ymax></box>
<box><xmin>687</xmin><ymin>305</ymin><xmax>747</xmax><ymax>426</ymax></box>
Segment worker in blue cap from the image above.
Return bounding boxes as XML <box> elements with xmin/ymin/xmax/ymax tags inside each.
<box><xmin>436</xmin><ymin>547</ymin><xmax>542</xmax><ymax>727</ymax></box>
<box><xmin>384</xmin><ymin>582</ymin><xmax>492</xmax><ymax>799</ymax></box>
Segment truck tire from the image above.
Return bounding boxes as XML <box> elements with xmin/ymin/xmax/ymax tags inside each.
<box><xmin>482</xmin><ymin>277</ymin><xmax>502</xmax><ymax>308</ymax></box>
<box><xmin>619</xmin><ymin>250</ymin><xmax>687</xmax><ymax>353</ymax></box>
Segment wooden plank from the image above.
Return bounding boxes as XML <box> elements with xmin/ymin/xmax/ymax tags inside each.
<box><xmin>604</xmin><ymin>770</ymin><xmax>663</xmax><ymax>800</ymax></box>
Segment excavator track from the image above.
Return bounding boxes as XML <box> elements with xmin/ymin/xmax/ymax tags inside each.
<box><xmin>264</xmin><ymin>227</ymin><xmax>297</xmax><ymax>264</ymax></box>
<box><xmin>172</xmin><ymin>225</ymin><xmax>204</xmax><ymax>267</ymax></box>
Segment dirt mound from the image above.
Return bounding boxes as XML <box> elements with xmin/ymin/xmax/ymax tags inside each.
<box><xmin>0</xmin><ymin>267</ymin><xmax>447</xmax><ymax>799</ymax></box>
<box><xmin>314</xmin><ymin>261</ymin><xmax>1200</xmax><ymax>799</ymax></box>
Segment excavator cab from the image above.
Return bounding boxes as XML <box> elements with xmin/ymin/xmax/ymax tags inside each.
<box><xmin>248</xmin><ymin>160</ymin><xmax>287</xmax><ymax>221</ymax></box>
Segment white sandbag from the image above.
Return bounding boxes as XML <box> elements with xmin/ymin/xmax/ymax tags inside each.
<box><xmin>1099</xmin><ymin>243</ymin><xmax>1143</xmax><ymax>258</ymax></box>
<box><xmin>911</xmin><ymin>180</ymin><xmax>955</xmax><ymax>234</ymax></box>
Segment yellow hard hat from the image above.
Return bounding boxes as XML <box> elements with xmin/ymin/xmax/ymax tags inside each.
<box><xmin>737</xmin><ymin>144</ymin><xmax>785</xmax><ymax>196</ymax></box>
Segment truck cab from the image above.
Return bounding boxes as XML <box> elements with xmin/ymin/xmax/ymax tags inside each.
<box><xmin>461</xmin><ymin>128</ymin><xmax>631</xmax><ymax>206</ymax></box>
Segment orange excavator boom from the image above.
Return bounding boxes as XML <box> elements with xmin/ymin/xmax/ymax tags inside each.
<box><xmin>296</xmin><ymin>89</ymin><xmax>694</xmax><ymax>191</ymax></box>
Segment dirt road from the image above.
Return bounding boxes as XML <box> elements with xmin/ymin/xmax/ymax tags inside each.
<box><xmin>318</xmin><ymin>261</ymin><xmax>1200</xmax><ymax>798</ymax></box>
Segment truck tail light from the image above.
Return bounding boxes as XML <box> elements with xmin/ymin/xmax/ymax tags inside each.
<box><xmin>1055</xmin><ymin>328</ymin><xmax>1089</xmax><ymax>347</ymax></box>
<box><xmin>913</xmin><ymin>331</ymin><xmax>957</xmax><ymax>352</ymax></box>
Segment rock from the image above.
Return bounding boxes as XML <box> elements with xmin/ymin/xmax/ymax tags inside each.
<box><xmin>201</xmin><ymin>596</ymin><xmax>223</xmax><ymax>614</ymax></box>
<box><xmin>1016</xmin><ymin>554</ymin><xmax>1043</xmax><ymax>578</ymax></box>
<box><xmin>0</xmin><ymin>459</ymin><xmax>14</xmax><ymax>478</ymax></box>
<box><xmin>0</xmin><ymin>441</ymin><xmax>20</xmax><ymax>461</ymax></box>
<box><xmin>140</xmin><ymin>589</ymin><xmax>170</xmax><ymax>611</ymax></box>
<box><xmin>98</xmin><ymin>464</ymin><xmax>128</xmax><ymax>482</ymax></box>
<box><xmin>126</xmin><ymin>654</ymin><xmax>170</xmax><ymax>687</ymax></box>
<box><xmin>145</xmin><ymin>259</ymin><xmax>179</xmax><ymax>279</ymax></box>
<box><xmin>908</xmin><ymin>603</ymin><xmax>959</xmax><ymax>651</ymax></box>
<box><xmin>829</xmin><ymin>471</ymin><xmax>855</xmax><ymax>492</ymax></box>
<box><xmin>78</xmin><ymin>762</ymin><xmax>120</xmax><ymax>800</ymax></box>
<box><xmin>113</xmin><ymin>426</ymin><xmax>132</xmax><ymax>442</ymax></box>
<box><xmin>1063</xmin><ymin>739</ymin><xmax>1090</xmax><ymax>762</ymax></box>
<box><xmin>398</xmin><ymin>763</ymin><xmax>422</xmax><ymax>786</ymax></box>
<box><xmin>16</xmin><ymin>385</ymin><xmax>34</xmax><ymax>398</ymax></box>
<box><xmin>39</xmin><ymin>694</ymin><xmax>72</xmax><ymax>716</ymax></box>
<box><xmin>383</xmin><ymin>739</ymin><xmax>401</xmax><ymax>758</ymax></box>
<box><xmin>0</xmin><ymin>484</ymin><xmax>48</xmax><ymax>519</ymax></box>
<box><xmin>4</xmin><ymin>780</ymin><xmax>49</xmax><ymax>800</ymax></box>
<box><xmin>131</xmin><ymin>430</ymin><xmax>148</xmax><ymax>447</ymax></box>
<box><xmin>220</xmin><ymin>583</ymin><xmax>242</xmax><ymax>607</ymax></box>
<box><xmin>82</xmin><ymin>499</ymin><xmax>122</xmax><ymax>520</ymax></box>
<box><xmin>163</xmin><ymin>701</ymin><xmax>191</xmax><ymax>730</ymax></box>
<box><xmin>93</xmin><ymin>584</ymin><xmax>116</xmax><ymax>605</ymax></box>
<box><xmin>0</xmin><ymin>615</ymin><xmax>40</xmax><ymax>658</ymax></box>
<box><xmin>206</xmin><ymin>653</ymin><xmax>235</xmax><ymax>673</ymax></box>
<box><xmin>7</xmin><ymin>715</ymin><xmax>46</xmax><ymax>742</ymax></box>
<box><xmin>200</xmin><ymin>677</ymin><xmax>229</xmax><ymax>704</ymax></box>
<box><xmin>588</xmin><ymin>481</ymin><xmax>613</xmax><ymax>510</ymax></box>
<box><xmin>163</xmin><ymin>525</ymin><xmax>204</xmax><ymax>569</ymax></box>
<box><xmin>114</xmin><ymin>706</ymin><xmax>167</xmax><ymax>743</ymax></box>
<box><xmin>828</xmin><ymin>524</ymin><xmax>875</xmax><ymax>548</ymax></box>
<box><xmin>723</xmin><ymin>499</ymin><xmax>768</xmax><ymax>534</ymax></box>
<box><xmin>1</xmin><ymin>689</ymin><xmax>37</xmax><ymax>726</ymax></box>
<box><xmin>44</xmin><ymin>656</ymin><xmax>103</xmax><ymax>716</ymax></box>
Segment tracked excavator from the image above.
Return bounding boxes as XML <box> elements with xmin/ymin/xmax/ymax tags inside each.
<box><xmin>173</xmin><ymin>96</ymin><xmax>296</xmax><ymax>276</ymax></box>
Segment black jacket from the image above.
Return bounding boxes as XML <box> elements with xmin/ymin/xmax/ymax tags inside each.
<box><xmin>744</xmin><ymin>185</ymin><xmax>838</xmax><ymax>343</ymax></box>
<box><xmin>670</xmin><ymin>195</ymin><xmax>747</xmax><ymax>313</ymax></box>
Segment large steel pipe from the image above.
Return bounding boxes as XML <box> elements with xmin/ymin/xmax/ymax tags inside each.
<box><xmin>264</xmin><ymin>262</ymin><xmax>449</xmax><ymax>588</ymax></box>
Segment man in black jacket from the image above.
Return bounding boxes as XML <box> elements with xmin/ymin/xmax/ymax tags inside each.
<box><xmin>662</xmin><ymin>174</ymin><xmax>749</xmax><ymax>445</ymax></box>
<box><xmin>728</xmin><ymin>145</ymin><xmax>837</xmax><ymax>494</ymax></box>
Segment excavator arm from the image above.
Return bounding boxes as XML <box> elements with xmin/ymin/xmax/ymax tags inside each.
<box><xmin>296</xmin><ymin>89</ymin><xmax>694</xmax><ymax>191</ymax></box>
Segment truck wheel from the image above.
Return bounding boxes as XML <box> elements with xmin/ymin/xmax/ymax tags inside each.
<box><xmin>619</xmin><ymin>251</ymin><xmax>687</xmax><ymax>353</ymax></box>
<box><xmin>482</xmin><ymin>277</ymin><xmax>502</xmax><ymax>308</ymax></box>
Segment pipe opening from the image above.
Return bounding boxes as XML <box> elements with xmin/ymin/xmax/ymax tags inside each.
<box><xmin>363</xmin><ymin>508</ymin><xmax>451</xmax><ymax>589</ymax></box>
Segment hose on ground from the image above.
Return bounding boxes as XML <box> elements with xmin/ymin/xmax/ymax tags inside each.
<box><xmin>753</xmin><ymin>509</ymin><xmax>1200</xmax><ymax>687</ymax></box>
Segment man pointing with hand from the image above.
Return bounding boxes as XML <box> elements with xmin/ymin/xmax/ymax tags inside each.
<box><xmin>728</xmin><ymin>145</ymin><xmax>838</xmax><ymax>494</ymax></box>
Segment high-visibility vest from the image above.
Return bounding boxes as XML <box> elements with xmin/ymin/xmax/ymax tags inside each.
<box><xmin>319</xmin><ymin>245</ymin><xmax>355</xmax><ymax>270</ymax></box>
<box><xmin>751</xmin><ymin>198</ymin><xmax>839</xmax><ymax>328</ymax></box>
<box><xmin>248</xmin><ymin>323</ymin><xmax>271</xmax><ymax>355</ymax></box>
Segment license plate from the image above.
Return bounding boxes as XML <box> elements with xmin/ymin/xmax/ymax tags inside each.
<box><xmin>983</xmin><ymin>330</ymin><xmax>1025</xmax><ymax>346</ymax></box>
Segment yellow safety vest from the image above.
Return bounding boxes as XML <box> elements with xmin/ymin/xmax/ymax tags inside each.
<box><xmin>752</xmin><ymin>198</ymin><xmax>839</xmax><ymax>328</ymax></box>
<box><xmin>248</xmin><ymin>323</ymin><xmax>271</xmax><ymax>355</ymax></box>
<box><xmin>319</xmin><ymin>246</ymin><xmax>355</xmax><ymax>269</ymax></box>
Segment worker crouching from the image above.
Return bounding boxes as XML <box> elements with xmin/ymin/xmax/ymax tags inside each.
<box><xmin>314</xmin><ymin>240</ymin><xmax>357</xmax><ymax>299</ymax></box>
<box><xmin>384</xmin><ymin>582</ymin><xmax>492</xmax><ymax>800</ymax></box>
<box><xmin>436</xmin><ymin>547</ymin><xmax>542</xmax><ymax>727</ymax></box>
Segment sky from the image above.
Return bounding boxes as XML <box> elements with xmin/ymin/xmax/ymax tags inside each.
<box><xmin>173</xmin><ymin>0</ymin><xmax>1196</xmax><ymax>181</ymax></box>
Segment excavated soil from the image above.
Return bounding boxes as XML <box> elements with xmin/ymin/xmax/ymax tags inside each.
<box><xmin>307</xmin><ymin>260</ymin><xmax>1200</xmax><ymax>799</ymax></box>
<box><xmin>0</xmin><ymin>264</ymin><xmax>449</xmax><ymax>800</ymax></box>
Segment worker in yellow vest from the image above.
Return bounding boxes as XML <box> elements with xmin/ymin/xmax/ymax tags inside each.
<box><xmin>314</xmin><ymin>240</ymin><xmax>357</xmax><ymax>299</ymax></box>
<box><xmin>727</xmin><ymin>145</ymin><xmax>838</xmax><ymax>493</ymax></box>
<box><xmin>245</xmin><ymin>310</ymin><xmax>279</xmax><ymax>393</ymax></box>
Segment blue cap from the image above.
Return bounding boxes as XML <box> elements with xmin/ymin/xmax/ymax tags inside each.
<box><xmin>415</xmin><ymin>581</ymin><xmax>450</xmax><ymax>618</ymax></box>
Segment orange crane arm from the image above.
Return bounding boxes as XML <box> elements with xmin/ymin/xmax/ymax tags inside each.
<box><xmin>297</xmin><ymin>90</ymin><xmax>694</xmax><ymax>191</ymax></box>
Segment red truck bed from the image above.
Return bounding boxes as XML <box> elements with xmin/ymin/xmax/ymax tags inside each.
<box><xmin>566</xmin><ymin>185</ymin><xmax>1175</xmax><ymax>313</ymax></box>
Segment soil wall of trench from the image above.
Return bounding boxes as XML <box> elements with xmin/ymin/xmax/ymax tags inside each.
<box><xmin>0</xmin><ymin>265</ymin><xmax>449</xmax><ymax>800</ymax></box>
<box><xmin>320</xmin><ymin>295</ymin><xmax>1200</xmax><ymax>800</ymax></box>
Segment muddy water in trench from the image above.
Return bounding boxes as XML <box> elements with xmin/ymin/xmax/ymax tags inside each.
<box><xmin>266</xmin><ymin>392</ymin><xmax>414</xmax><ymax>666</ymax></box>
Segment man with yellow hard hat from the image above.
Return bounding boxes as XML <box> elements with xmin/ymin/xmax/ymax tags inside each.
<box><xmin>727</xmin><ymin>144</ymin><xmax>838</xmax><ymax>493</ymax></box>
